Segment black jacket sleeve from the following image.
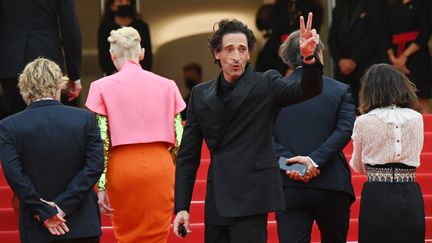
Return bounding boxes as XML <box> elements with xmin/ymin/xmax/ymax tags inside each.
<box><xmin>269</xmin><ymin>61</ymin><xmax>323</xmax><ymax>106</ymax></box>
<box><xmin>0</xmin><ymin>122</ymin><xmax>58</xmax><ymax>223</ymax></box>
<box><xmin>308</xmin><ymin>86</ymin><xmax>355</xmax><ymax>167</ymax></box>
<box><xmin>58</xmin><ymin>0</ymin><xmax>82</xmax><ymax>81</ymax></box>
<box><xmin>273</xmin><ymin>137</ymin><xmax>296</xmax><ymax>159</ymax></box>
<box><xmin>53</xmin><ymin>113</ymin><xmax>104</xmax><ymax>215</ymax></box>
<box><xmin>174</xmin><ymin>88</ymin><xmax>203</xmax><ymax>214</ymax></box>
<box><xmin>413</xmin><ymin>0</ymin><xmax>431</xmax><ymax>47</ymax></box>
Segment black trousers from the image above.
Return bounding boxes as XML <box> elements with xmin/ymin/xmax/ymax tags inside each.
<box><xmin>0</xmin><ymin>78</ymin><xmax>26</xmax><ymax>115</ymax></box>
<box><xmin>359</xmin><ymin>182</ymin><xmax>425</xmax><ymax>243</ymax></box>
<box><xmin>276</xmin><ymin>187</ymin><xmax>352</xmax><ymax>243</ymax></box>
<box><xmin>205</xmin><ymin>214</ymin><xmax>268</xmax><ymax>243</ymax></box>
<box><xmin>204</xmin><ymin>167</ymin><xmax>268</xmax><ymax>243</ymax></box>
<box><xmin>49</xmin><ymin>236</ymin><xmax>99</xmax><ymax>243</ymax></box>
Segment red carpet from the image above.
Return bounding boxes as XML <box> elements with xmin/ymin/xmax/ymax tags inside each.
<box><xmin>0</xmin><ymin>114</ymin><xmax>431</xmax><ymax>243</ymax></box>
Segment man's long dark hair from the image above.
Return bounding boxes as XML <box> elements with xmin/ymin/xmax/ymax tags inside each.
<box><xmin>208</xmin><ymin>19</ymin><xmax>256</xmax><ymax>66</ymax></box>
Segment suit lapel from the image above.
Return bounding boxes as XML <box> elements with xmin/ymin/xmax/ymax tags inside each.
<box><xmin>347</xmin><ymin>1</ymin><xmax>366</xmax><ymax>32</ymax></box>
<box><xmin>228</xmin><ymin>64</ymin><xmax>257</xmax><ymax>116</ymax></box>
<box><xmin>209</xmin><ymin>64</ymin><xmax>257</xmax><ymax>151</ymax></box>
<box><xmin>204</xmin><ymin>77</ymin><xmax>224</xmax><ymax>115</ymax></box>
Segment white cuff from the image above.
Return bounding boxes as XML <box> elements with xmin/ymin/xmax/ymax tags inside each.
<box><xmin>56</xmin><ymin>205</ymin><xmax>66</xmax><ymax>217</ymax></box>
<box><xmin>307</xmin><ymin>156</ymin><xmax>319</xmax><ymax>168</ymax></box>
<box><xmin>73</xmin><ymin>79</ymin><xmax>81</xmax><ymax>85</ymax></box>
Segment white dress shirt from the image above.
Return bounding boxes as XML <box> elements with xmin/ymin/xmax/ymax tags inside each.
<box><xmin>350</xmin><ymin>106</ymin><xmax>424</xmax><ymax>174</ymax></box>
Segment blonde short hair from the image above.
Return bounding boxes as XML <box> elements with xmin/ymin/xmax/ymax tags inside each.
<box><xmin>108</xmin><ymin>27</ymin><xmax>142</xmax><ymax>62</ymax></box>
<box><xmin>18</xmin><ymin>58</ymin><xmax>68</xmax><ymax>104</ymax></box>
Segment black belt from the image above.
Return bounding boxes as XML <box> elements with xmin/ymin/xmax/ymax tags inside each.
<box><xmin>365</xmin><ymin>163</ymin><xmax>416</xmax><ymax>183</ymax></box>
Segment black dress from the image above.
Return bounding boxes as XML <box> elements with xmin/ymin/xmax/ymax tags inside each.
<box><xmin>97</xmin><ymin>19</ymin><xmax>153</xmax><ymax>75</ymax></box>
<box><xmin>359</xmin><ymin>174</ymin><xmax>425</xmax><ymax>243</ymax></box>
<box><xmin>383</xmin><ymin>0</ymin><xmax>431</xmax><ymax>98</ymax></box>
<box><xmin>328</xmin><ymin>0</ymin><xmax>384</xmax><ymax>108</ymax></box>
<box><xmin>255</xmin><ymin>0</ymin><xmax>323</xmax><ymax>75</ymax></box>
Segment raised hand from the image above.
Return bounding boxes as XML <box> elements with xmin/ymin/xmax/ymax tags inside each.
<box><xmin>299</xmin><ymin>12</ymin><xmax>320</xmax><ymax>59</ymax></box>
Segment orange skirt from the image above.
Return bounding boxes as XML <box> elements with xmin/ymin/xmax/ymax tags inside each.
<box><xmin>106</xmin><ymin>143</ymin><xmax>174</xmax><ymax>243</ymax></box>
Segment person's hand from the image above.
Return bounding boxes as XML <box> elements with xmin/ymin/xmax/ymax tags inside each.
<box><xmin>389</xmin><ymin>54</ymin><xmax>410</xmax><ymax>75</ymax></box>
<box><xmin>394</xmin><ymin>55</ymin><xmax>410</xmax><ymax>75</ymax></box>
<box><xmin>98</xmin><ymin>191</ymin><xmax>114</xmax><ymax>217</ymax></box>
<box><xmin>286</xmin><ymin>156</ymin><xmax>320</xmax><ymax>183</ymax></box>
<box><xmin>173</xmin><ymin>210</ymin><xmax>192</xmax><ymax>238</ymax></box>
<box><xmin>44</xmin><ymin>214</ymin><xmax>69</xmax><ymax>236</ymax></box>
<box><xmin>338</xmin><ymin>59</ymin><xmax>356</xmax><ymax>75</ymax></box>
<box><xmin>394</xmin><ymin>64</ymin><xmax>410</xmax><ymax>75</ymax></box>
<box><xmin>397</xmin><ymin>53</ymin><xmax>408</xmax><ymax>66</ymax></box>
<box><xmin>67</xmin><ymin>81</ymin><xmax>82</xmax><ymax>101</ymax></box>
<box><xmin>299</xmin><ymin>12</ymin><xmax>320</xmax><ymax>60</ymax></box>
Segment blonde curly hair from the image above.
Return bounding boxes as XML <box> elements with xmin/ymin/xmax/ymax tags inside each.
<box><xmin>108</xmin><ymin>27</ymin><xmax>142</xmax><ymax>63</ymax></box>
<box><xmin>18</xmin><ymin>58</ymin><xmax>68</xmax><ymax>104</ymax></box>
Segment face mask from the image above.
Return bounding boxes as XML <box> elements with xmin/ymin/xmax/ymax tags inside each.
<box><xmin>115</xmin><ymin>4</ymin><xmax>134</xmax><ymax>18</ymax></box>
<box><xmin>185</xmin><ymin>79</ymin><xmax>198</xmax><ymax>90</ymax></box>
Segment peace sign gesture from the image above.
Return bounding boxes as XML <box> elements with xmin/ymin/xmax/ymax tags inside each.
<box><xmin>299</xmin><ymin>12</ymin><xmax>320</xmax><ymax>59</ymax></box>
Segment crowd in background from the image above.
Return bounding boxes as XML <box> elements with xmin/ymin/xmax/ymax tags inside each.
<box><xmin>255</xmin><ymin>0</ymin><xmax>432</xmax><ymax>113</ymax></box>
<box><xmin>0</xmin><ymin>0</ymin><xmax>431</xmax><ymax>117</ymax></box>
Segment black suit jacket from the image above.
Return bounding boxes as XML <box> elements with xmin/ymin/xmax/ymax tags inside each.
<box><xmin>175</xmin><ymin>63</ymin><xmax>322</xmax><ymax>218</ymax></box>
<box><xmin>0</xmin><ymin>100</ymin><xmax>104</xmax><ymax>243</ymax></box>
<box><xmin>273</xmin><ymin>69</ymin><xmax>355</xmax><ymax>200</ymax></box>
<box><xmin>328</xmin><ymin>0</ymin><xmax>383</xmax><ymax>84</ymax></box>
<box><xmin>0</xmin><ymin>0</ymin><xmax>81</xmax><ymax>80</ymax></box>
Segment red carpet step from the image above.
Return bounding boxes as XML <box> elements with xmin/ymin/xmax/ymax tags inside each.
<box><xmin>0</xmin><ymin>114</ymin><xmax>430</xmax><ymax>242</ymax></box>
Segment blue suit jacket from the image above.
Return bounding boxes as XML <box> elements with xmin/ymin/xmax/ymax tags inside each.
<box><xmin>273</xmin><ymin>68</ymin><xmax>355</xmax><ymax>200</ymax></box>
<box><xmin>0</xmin><ymin>100</ymin><xmax>103</xmax><ymax>243</ymax></box>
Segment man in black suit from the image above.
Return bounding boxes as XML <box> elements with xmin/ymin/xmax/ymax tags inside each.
<box><xmin>0</xmin><ymin>58</ymin><xmax>104</xmax><ymax>243</ymax></box>
<box><xmin>0</xmin><ymin>0</ymin><xmax>82</xmax><ymax>115</ymax></box>
<box><xmin>328</xmin><ymin>0</ymin><xmax>383</xmax><ymax>109</ymax></box>
<box><xmin>274</xmin><ymin>30</ymin><xmax>356</xmax><ymax>243</ymax></box>
<box><xmin>173</xmin><ymin>14</ymin><xmax>322</xmax><ymax>242</ymax></box>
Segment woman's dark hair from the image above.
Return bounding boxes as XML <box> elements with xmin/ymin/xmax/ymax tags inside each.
<box><xmin>358</xmin><ymin>64</ymin><xmax>419</xmax><ymax>114</ymax></box>
<box><xmin>101</xmin><ymin>0</ymin><xmax>139</xmax><ymax>23</ymax></box>
<box><xmin>208</xmin><ymin>19</ymin><xmax>256</xmax><ymax>66</ymax></box>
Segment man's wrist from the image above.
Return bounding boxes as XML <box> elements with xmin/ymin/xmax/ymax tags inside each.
<box><xmin>174</xmin><ymin>208</ymin><xmax>189</xmax><ymax>215</ymax></box>
<box><xmin>55</xmin><ymin>205</ymin><xmax>66</xmax><ymax>217</ymax></box>
<box><xmin>302</xmin><ymin>54</ymin><xmax>316</xmax><ymax>64</ymax></box>
<box><xmin>73</xmin><ymin>79</ymin><xmax>81</xmax><ymax>85</ymax></box>
<box><xmin>303</xmin><ymin>55</ymin><xmax>315</xmax><ymax>61</ymax></box>
<box><xmin>306</xmin><ymin>156</ymin><xmax>319</xmax><ymax>168</ymax></box>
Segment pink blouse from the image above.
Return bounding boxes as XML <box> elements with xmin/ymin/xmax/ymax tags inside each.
<box><xmin>350</xmin><ymin>106</ymin><xmax>424</xmax><ymax>174</ymax></box>
<box><xmin>86</xmin><ymin>61</ymin><xmax>186</xmax><ymax>147</ymax></box>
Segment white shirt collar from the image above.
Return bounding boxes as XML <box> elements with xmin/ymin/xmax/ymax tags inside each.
<box><xmin>33</xmin><ymin>97</ymin><xmax>55</xmax><ymax>102</ymax></box>
<box><xmin>367</xmin><ymin>105</ymin><xmax>420</xmax><ymax>124</ymax></box>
